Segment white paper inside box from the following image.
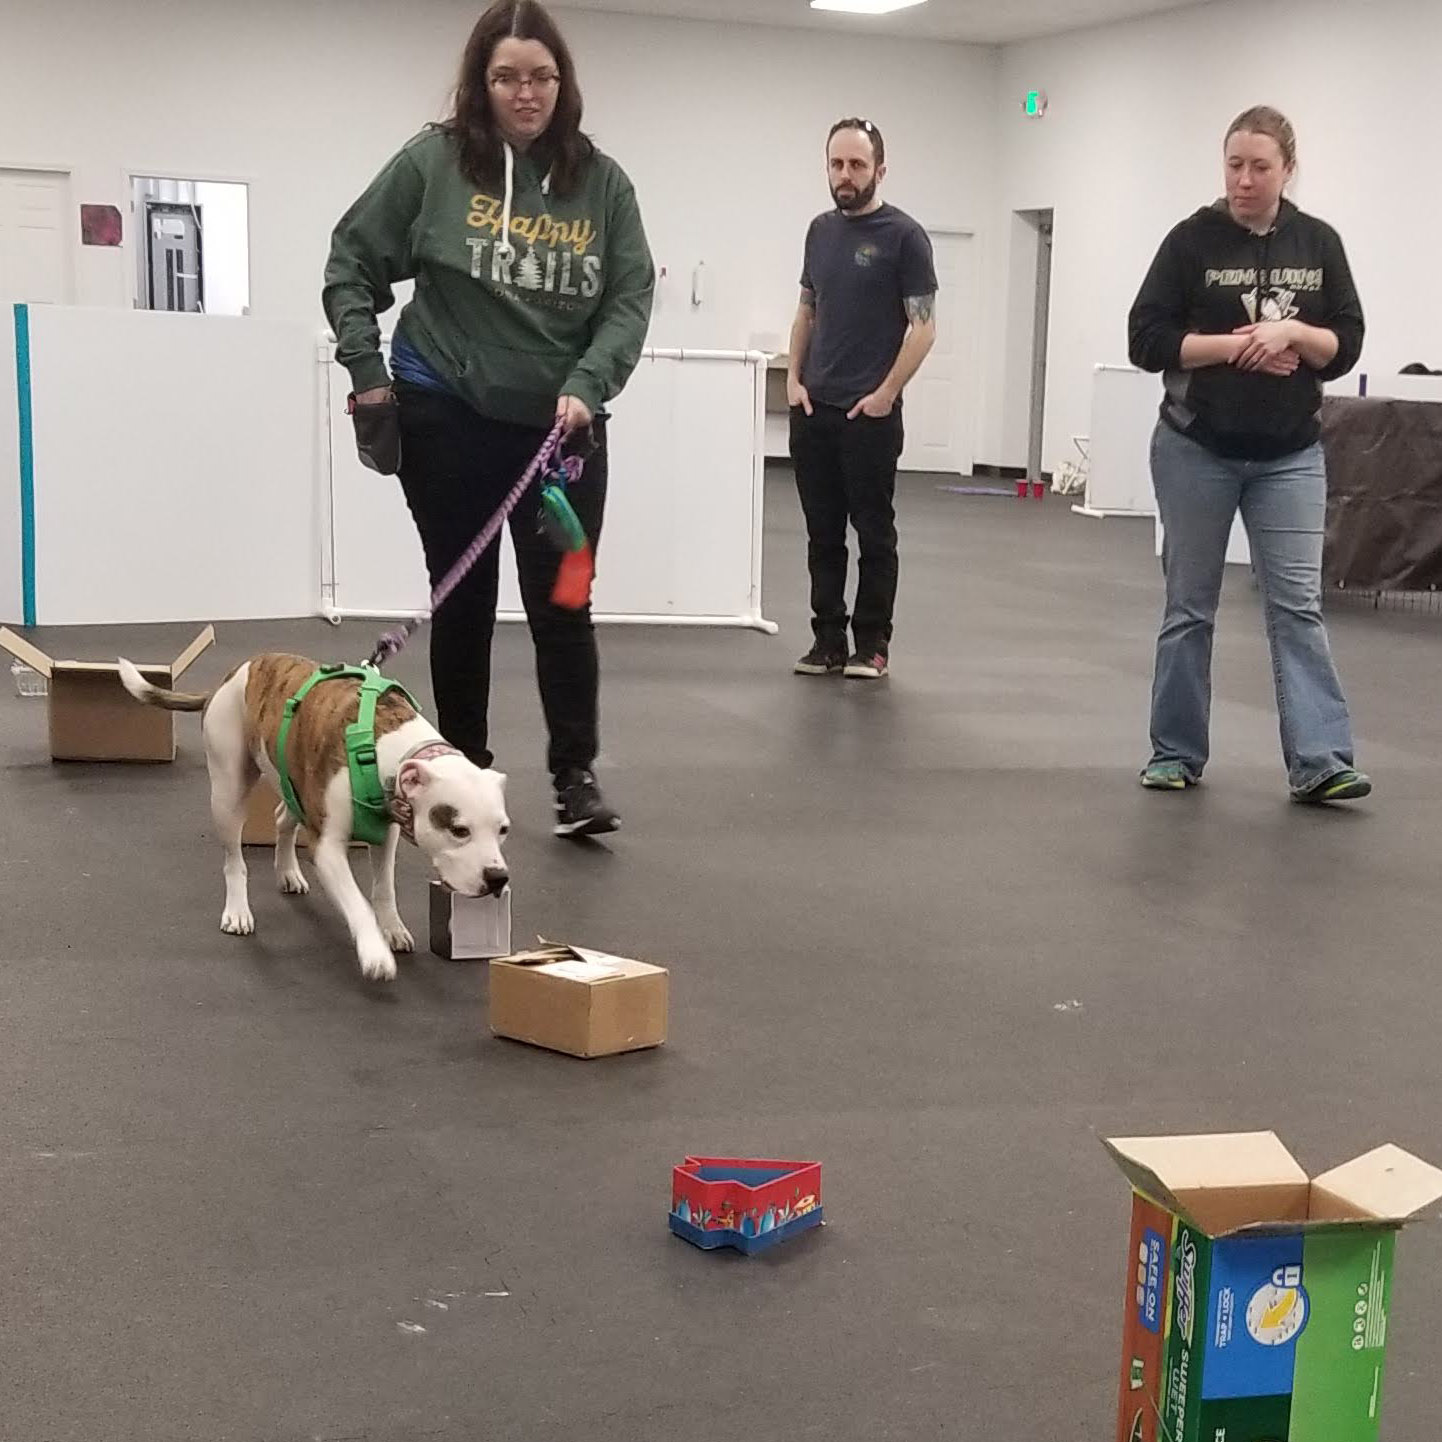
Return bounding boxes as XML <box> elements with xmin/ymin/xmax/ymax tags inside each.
<box><xmin>489</xmin><ymin>942</ymin><xmax>668</xmax><ymax>1059</ymax></box>
<box><xmin>430</xmin><ymin>882</ymin><xmax>512</xmax><ymax>960</ymax></box>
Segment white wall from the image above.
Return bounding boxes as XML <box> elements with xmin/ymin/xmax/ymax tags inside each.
<box><xmin>982</xmin><ymin>0</ymin><xmax>1442</xmax><ymax>472</ymax></box>
<box><xmin>0</xmin><ymin>307</ymin><xmax>21</xmax><ymax>622</ymax></box>
<box><xmin>2</xmin><ymin>1</ymin><xmax>995</xmax><ymax>392</ymax></box>
<box><xmin>559</xmin><ymin>9</ymin><xmax>996</xmax><ymax>357</ymax></box>
<box><xmin>14</xmin><ymin>0</ymin><xmax>1435</xmax><ymax>487</ymax></box>
<box><xmin>998</xmin><ymin>211</ymin><xmax>1043</xmax><ymax>466</ymax></box>
<box><xmin>23</xmin><ymin>308</ymin><xmax>321</xmax><ymax>625</ymax></box>
<box><xmin>195</xmin><ymin>181</ymin><xmax>251</xmax><ymax>315</ymax></box>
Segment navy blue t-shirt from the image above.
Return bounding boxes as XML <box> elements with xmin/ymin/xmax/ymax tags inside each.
<box><xmin>800</xmin><ymin>203</ymin><xmax>937</xmax><ymax>410</ymax></box>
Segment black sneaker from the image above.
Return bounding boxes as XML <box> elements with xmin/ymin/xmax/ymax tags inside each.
<box><xmin>794</xmin><ymin>644</ymin><xmax>846</xmax><ymax>676</ymax></box>
<box><xmin>1291</xmin><ymin>768</ymin><xmax>1372</xmax><ymax>805</ymax></box>
<box><xmin>843</xmin><ymin>649</ymin><xmax>889</xmax><ymax>679</ymax></box>
<box><xmin>554</xmin><ymin>769</ymin><xmax>620</xmax><ymax>838</ymax></box>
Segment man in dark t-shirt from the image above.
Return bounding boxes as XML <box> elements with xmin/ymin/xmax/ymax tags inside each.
<box><xmin>787</xmin><ymin>117</ymin><xmax>938</xmax><ymax>679</ymax></box>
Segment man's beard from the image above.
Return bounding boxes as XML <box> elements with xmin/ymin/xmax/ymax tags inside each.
<box><xmin>832</xmin><ymin>177</ymin><xmax>878</xmax><ymax>214</ymax></box>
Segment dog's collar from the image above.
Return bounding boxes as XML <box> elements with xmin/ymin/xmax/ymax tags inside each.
<box><xmin>388</xmin><ymin>740</ymin><xmax>464</xmax><ymax>845</ymax></box>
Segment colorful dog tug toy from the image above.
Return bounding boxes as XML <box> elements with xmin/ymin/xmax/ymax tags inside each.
<box><xmin>537</xmin><ymin>456</ymin><xmax>595</xmax><ymax>612</ymax></box>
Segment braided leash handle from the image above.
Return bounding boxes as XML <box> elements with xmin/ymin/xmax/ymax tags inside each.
<box><xmin>366</xmin><ymin>420</ymin><xmax>572</xmax><ymax>671</ymax></box>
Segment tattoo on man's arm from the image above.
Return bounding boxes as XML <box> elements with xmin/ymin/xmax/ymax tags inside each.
<box><xmin>800</xmin><ymin>287</ymin><xmax>817</xmax><ymax>312</ymax></box>
<box><xmin>905</xmin><ymin>293</ymin><xmax>936</xmax><ymax>325</ymax></box>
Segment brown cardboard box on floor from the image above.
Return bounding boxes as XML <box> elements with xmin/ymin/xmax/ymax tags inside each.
<box><xmin>242</xmin><ymin>779</ymin><xmax>366</xmax><ymax>849</ymax></box>
<box><xmin>490</xmin><ymin>942</ymin><xmax>668</xmax><ymax>1059</ymax></box>
<box><xmin>0</xmin><ymin>625</ymin><xmax>214</xmax><ymax>762</ymax></box>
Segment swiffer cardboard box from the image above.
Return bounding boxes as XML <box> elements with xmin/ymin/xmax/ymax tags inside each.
<box><xmin>1108</xmin><ymin>1132</ymin><xmax>1442</xmax><ymax>1442</ymax></box>
<box><xmin>490</xmin><ymin>943</ymin><xmax>667</xmax><ymax>1059</ymax></box>
<box><xmin>0</xmin><ymin>625</ymin><xmax>214</xmax><ymax>762</ymax></box>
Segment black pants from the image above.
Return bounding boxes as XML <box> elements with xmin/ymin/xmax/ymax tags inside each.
<box><xmin>789</xmin><ymin>403</ymin><xmax>903</xmax><ymax>654</ymax></box>
<box><xmin>396</xmin><ymin>382</ymin><xmax>606</xmax><ymax>778</ymax></box>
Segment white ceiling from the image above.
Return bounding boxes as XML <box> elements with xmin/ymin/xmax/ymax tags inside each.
<box><xmin>556</xmin><ymin>0</ymin><xmax>1213</xmax><ymax>45</ymax></box>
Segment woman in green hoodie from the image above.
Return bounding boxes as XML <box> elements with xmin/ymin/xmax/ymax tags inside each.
<box><xmin>324</xmin><ymin>0</ymin><xmax>655</xmax><ymax>838</ymax></box>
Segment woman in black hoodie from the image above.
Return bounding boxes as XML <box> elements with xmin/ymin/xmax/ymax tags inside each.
<box><xmin>1128</xmin><ymin>105</ymin><xmax>1369</xmax><ymax>804</ymax></box>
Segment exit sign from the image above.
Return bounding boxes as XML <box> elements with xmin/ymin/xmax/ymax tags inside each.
<box><xmin>1024</xmin><ymin>89</ymin><xmax>1048</xmax><ymax>118</ymax></box>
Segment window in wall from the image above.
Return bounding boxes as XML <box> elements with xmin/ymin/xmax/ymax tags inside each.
<box><xmin>131</xmin><ymin>176</ymin><xmax>249</xmax><ymax>315</ymax></box>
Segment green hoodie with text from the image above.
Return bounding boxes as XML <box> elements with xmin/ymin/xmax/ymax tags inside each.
<box><xmin>323</xmin><ymin>126</ymin><xmax>655</xmax><ymax>427</ymax></box>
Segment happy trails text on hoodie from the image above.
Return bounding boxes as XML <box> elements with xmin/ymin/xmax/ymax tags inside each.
<box><xmin>324</xmin><ymin>127</ymin><xmax>655</xmax><ymax>429</ymax></box>
<box><xmin>1128</xmin><ymin>198</ymin><xmax>1364</xmax><ymax>460</ymax></box>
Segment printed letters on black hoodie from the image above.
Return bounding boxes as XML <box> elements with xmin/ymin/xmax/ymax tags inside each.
<box><xmin>1128</xmin><ymin>199</ymin><xmax>1364</xmax><ymax>459</ymax></box>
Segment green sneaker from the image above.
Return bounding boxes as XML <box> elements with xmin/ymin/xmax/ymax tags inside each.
<box><xmin>1292</xmin><ymin>769</ymin><xmax>1372</xmax><ymax>805</ymax></box>
<box><xmin>1140</xmin><ymin>761</ymin><xmax>1196</xmax><ymax>790</ymax></box>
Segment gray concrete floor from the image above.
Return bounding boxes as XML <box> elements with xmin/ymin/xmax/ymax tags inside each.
<box><xmin>3</xmin><ymin>472</ymin><xmax>1441</xmax><ymax>1441</ymax></box>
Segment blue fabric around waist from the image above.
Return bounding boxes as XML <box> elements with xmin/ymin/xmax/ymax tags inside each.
<box><xmin>390</xmin><ymin>331</ymin><xmax>454</xmax><ymax>395</ymax></box>
<box><xmin>390</xmin><ymin>330</ymin><xmax>610</xmax><ymax>423</ymax></box>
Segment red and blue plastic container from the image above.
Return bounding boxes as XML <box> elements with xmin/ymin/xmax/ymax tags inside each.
<box><xmin>669</xmin><ymin>1157</ymin><xmax>823</xmax><ymax>1254</ymax></box>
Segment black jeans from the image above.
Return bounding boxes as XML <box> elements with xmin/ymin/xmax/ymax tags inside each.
<box><xmin>395</xmin><ymin>382</ymin><xmax>606</xmax><ymax>778</ymax></box>
<box><xmin>789</xmin><ymin>402</ymin><xmax>903</xmax><ymax>654</ymax></box>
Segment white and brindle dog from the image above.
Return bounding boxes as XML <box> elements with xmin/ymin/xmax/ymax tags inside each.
<box><xmin>119</xmin><ymin>652</ymin><xmax>509</xmax><ymax>982</ymax></box>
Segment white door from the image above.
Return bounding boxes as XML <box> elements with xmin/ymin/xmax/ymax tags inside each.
<box><xmin>0</xmin><ymin>168</ymin><xmax>72</xmax><ymax>305</ymax></box>
<box><xmin>899</xmin><ymin>229</ymin><xmax>974</xmax><ymax>476</ymax></box>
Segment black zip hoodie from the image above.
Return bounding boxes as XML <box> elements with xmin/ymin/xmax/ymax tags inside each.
<box><xmin>1128</xmin><ymin>198</ymin><xmax>1364</xmax><ymax>459</ymax></box>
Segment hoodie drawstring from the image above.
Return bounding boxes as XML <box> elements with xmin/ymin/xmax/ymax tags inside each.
<box><xmin>498</xmin><ymin>141</ymin><xmax>516</xmax><ymax>262</ymax></box>
<box><xmin>496</xmin><ymin>141</ymin><xmax>552</xmax><ymax>264</ymax></box>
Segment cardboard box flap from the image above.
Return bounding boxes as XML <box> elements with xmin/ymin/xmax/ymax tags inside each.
<box><xmin>500</xmin><ymin>940</ymin><xmax>663</xmax><ymax>982</ymax></box>
<box><xmin>170</xmin><ymin>624</ymin><xmax>216</xmax><ymax>678</ymax></box>
<box><xmin>1105</xmin><ymin>1132</ymin><xmax>1311</xmax><ymax>1234</ymax></box>
<box><xmin>0</xmin><ymin>627</ymin><xmax>54</xmax><ymax>679</ymax></box>
<box><xmin>53</xmin><ymin>660</ymin><xmax>169</xmax><ymax>676</ymax></box>
<box><xmin>2</xmin><ymin>626</ymin><xmax>213</xmax><ymax>680</ymax></box>
<box><xmin>1310</xmin><ymin>1144</ymin><xmax>1442</xmax><ymax>1224</ymax></box>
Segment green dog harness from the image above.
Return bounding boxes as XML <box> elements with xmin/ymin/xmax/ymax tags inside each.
<box><xmin>274</xmin><ymin>664</ymin><xmax>420</xmax><ymax>846</ymax></box>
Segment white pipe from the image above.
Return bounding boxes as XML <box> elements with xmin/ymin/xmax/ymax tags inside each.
<box><xmin>638</xmin><ymin>348</ymin><xmax>768</xmax><ymax>364</ymax></box>
<box><xmin>322</xmin><ymin>605</ymin><xmax>776</xmax><ymax>634</ymax></box>
<box><xmin>322</xmin><ymin>335</ymin><xmax>765</xmax><ymax>365</ymax></box>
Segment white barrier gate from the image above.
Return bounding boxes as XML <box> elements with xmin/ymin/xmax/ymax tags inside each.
<box><xmin>323</xmin><ymin>346</ymin><xmax>775</xmax><ymax>631</ymax></box>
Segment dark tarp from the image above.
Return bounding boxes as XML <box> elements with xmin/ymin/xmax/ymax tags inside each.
<box><xmin>1323</xmin><ymin>396</ymin><xmax>1442</xmax><ymax>592</ymax></box>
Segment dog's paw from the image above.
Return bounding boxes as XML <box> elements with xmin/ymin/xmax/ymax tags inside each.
<box><xmin>359</xmin><ymin>945</ymin><xmax>398</xmax><ymax>983</ymax></box>
<box><xmin>377</xmin><ymin>912</ymin><xmax>415</xmax><ymax>954</ymax></box>
<box><xmin>277</xmin><ymin>868</ymin><xmax>310</xmax><ymax>896</ymax></box>
<box><xmin>220</xmin><ymin>906</ymin><xmax>255</xmax><ymax>937</ymax></box>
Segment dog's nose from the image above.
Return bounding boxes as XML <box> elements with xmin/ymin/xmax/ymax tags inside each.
<box><xmin>482</xmin><ymin>867</ymin><xmax>510</xmax><ymax>896</ymax></box>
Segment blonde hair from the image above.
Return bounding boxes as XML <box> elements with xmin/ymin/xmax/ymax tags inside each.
<box><xmin>1226</xmin><ymin>105</ymin><xmax>1297</xmax><ymax>170</ymax></box>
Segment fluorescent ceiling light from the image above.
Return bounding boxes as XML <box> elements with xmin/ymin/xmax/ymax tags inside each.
<box><xmin>811</xmin><ymin>0</ymin><xmax>929</xmax><ymax>13</ymax></box>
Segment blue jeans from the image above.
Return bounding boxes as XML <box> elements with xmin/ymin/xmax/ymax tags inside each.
<box><xmin>1148</xmin><ymin>422</ymin><xmax>1355</xmax><ymax>791</ymax></box>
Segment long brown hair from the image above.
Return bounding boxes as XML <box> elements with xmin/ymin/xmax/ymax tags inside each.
<box><xmin>444</xmin><ymin>0</ymin><xmax>593</xmax><ymax>196</ymax></box>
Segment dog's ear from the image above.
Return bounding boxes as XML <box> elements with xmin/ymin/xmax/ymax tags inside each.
<box><xmin>397</xmin><ymin>759</ymin><xmax>432</xmax><ymax>800</ymax></box>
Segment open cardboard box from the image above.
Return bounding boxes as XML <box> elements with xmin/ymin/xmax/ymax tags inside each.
<box><xmin>0</xmin><ymin>625</ymin><xmax>214</xmax><ymax>762</ymax></box>
<box><xmin>1107</xmin><ymin>1131</ymin><xmax>1442</xmax><ymax>1442</ymax></box>
<box><xmin>489</xmin><ymin>941</ymin><xmax>667</xmax><ymax>1059</ymax></box>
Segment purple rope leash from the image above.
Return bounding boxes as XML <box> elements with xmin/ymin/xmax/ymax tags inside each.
<box><xmin>366</xmin><ymin>419</ymin><xmax>581</xmax><ymax>670</ymax></box>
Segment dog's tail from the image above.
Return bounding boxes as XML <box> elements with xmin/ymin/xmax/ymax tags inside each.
<box><xmin>118</xmin><ymin>658</ymin><xmax>210</xmax><ymax>713</ymax></box>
